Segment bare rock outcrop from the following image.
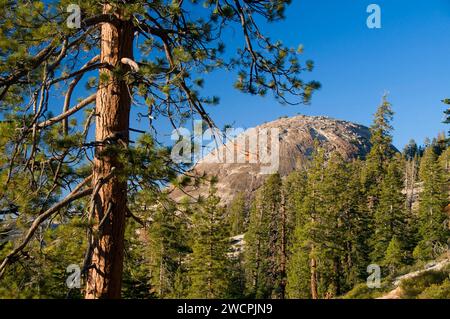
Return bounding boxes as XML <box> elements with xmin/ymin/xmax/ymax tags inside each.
<box><xmin>173</xmin><ymin>115</ymin><xmax>373</xmax><ymax>204</ymax></box>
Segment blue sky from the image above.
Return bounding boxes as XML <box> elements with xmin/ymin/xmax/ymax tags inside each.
<box><xmin>149</xmin><ymin>0</ymin><xmax>450</xmax><ymax>150</ymax></box>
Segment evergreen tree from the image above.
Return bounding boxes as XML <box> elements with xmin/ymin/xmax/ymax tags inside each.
<box><xmin>403</xmin><ymin>150</ymin><xmax>422</xmax><ymax>262</ymax></box>
<box><xmin>323</xmin><ymin>156</ymin><xmax>374</xmax><ymax>294</ymax></box>
<box><xmin>384</xmin><ymin>236</ymin><xmax>405</xmax><ymax>275</ymax></box>
<box><xmin>443</xmin><ymin>98</ymin><xmax>450</xmax><ymax>136</ymax></box>
<box><xmin>283</xmin><ymin>170</ymin><xmax>309</xmax><ymax>298</ymax></box>
<box><xmin>188</xmin><ymin>187</ymin><xmax>231</xmax><ymax>299</ymax></box>
<box><xmin>227</xmin><ymin>253</ymin><xmax>246</xmax><ymax>299</ymax></box>
<box><xmin>286</xmin><ymin>225</ymin><xmax>314</xmax><ymax>298</ymax></box>
<box><xmin>403</xmin><ymin>139</ymin><xmax>419</xmax><ymax>160</ymax></box>
<box><xmin>287</xmin><ymin>154</ymin><xmax>371</xmax><ymax>298</ymax></box>
<box><xmin>0</xmin><ymin>0</ymin><xmax>318</xmax><ymax>297</ymax></box>
<box><xmin>435</xmin><ymin>132</ymin><xmax>448</xmax><ymax>155</ymax></box>
<box><xmin>363</xmin><ymin>95</ymin><xmax>395</xmax><ymax>207</ymax></box>
<box><xmin>244</xmin><ymin>173</ymin><xmax>285</xmax><ymax>298</ymax></box>
<box><xmin>286</xmin><ymin>148</ymin><xmax>326</xmax><ymax>299</ymax></box>
<box><xmin>338</xmin><ymin>160</ymin><xmax>371</xmax><ymax>289</ymax></box>
<box><xmin>316</xmin><ymin>152</ymin><xmax>348</xmax><ymax>297</ymax></box>
<box><xmin>227</xmin><ymin>192</ymin><xmax>248</xmax><ymax>236</ymax></box>
<box><xmin>122</xmin><ymin>219</ymin><xmax>153</xmax><ymax>299</ymax></box>
<box><xmin>146</xmin><ymin>204</ymin><xmax>190</xmax><ymax>298</ymax></box>
<box><xmin>283</xmin><ymin>170</ymin><xmax>308</xmax><ymax>246</ymax></box>
<box><xmin>316</xmin><ymin>153</ymin><xmax>370</xmax><ymax>297</ymax></box>
<box><xmin>370</xmin><ymin>156</ymin><xmax>408</xmax><ymax>263</ymax></box>
<box><xmin>361</xmin><ymin>95</ymin><xmax>397</xmax><ymax>264</ymax></box>
<box><xmin>414</xmin><ymin>146</ymin><xmax>449</xmax><ymax>261</ymax></box>
<box><xmin>439</xmin><ymin>145</ymin><xmax>450</xmax><ymax>176</ymax></box>
<box><xmin>0</xmin><ymin>215</ymin><xmax>86</xmax><ymax>298</ymax></box>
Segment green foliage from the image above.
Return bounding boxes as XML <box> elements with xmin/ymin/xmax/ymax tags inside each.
<box><xmin>244</xmin><ymin>174</ymin><xmax>284</xmax><ymax>298</ymax></box>
<box><xmin>284</xmin><ymin>170</ymin><xmax>309</xmax><ymax>298</ymax></box>
<box><xmin>403</xmin><ymin>139</ymin><xmax>419</xmax><ymax>160</ymax></box>
<box><xmin>418</xmin><ymin>278</ymin><xmax>450</xmax><ymax>299</ymax></box>
<box><xmin>401</xmin><ymin>270</ymin><xmax>449</xmax><ymax>299</ymax></box>
<box><xmin>383</xmin><ymin>236</ymin><xmax>406</xmax><ymax>275</ymax></box>
<box><xmin>187</xmin><ymin>187</ymin><xmax>231</xmax><ymax>298</ymax></box>
<box><xmin>286</xmin><ymin>150</ymin><xmax>371</xmax><ymax>298</ymax></box>
<box><xmin>286</xmin><ymin>228</ymin><xmax>311</xmax><ymax>298</ymax></box>
<box><xmin>363</xmin><ymin>95</ymin><xmax>395</xmax><ymax>199</ymax></box>
<box><xmin>147</xmin><ymin>205</ymin><xmax>190</xmax><ymax>299</ymax></box>
<box><xmin>0</xmin><ymin>0</ymin><xmax>448</xmax><ymax>300</ymax></box>
<box><xmin>370</xmin><ymin>157</ymin><xmax>408</xmax><ymax>263</ymax></box>
<box><xmin>341</xmin><ymin>282</ymin><xmax>386</xmax><ymax>299</ymax></box>
<box><xmin>443</xmin><ymin>98</ymin><xmax>450</xmax><ymax>135</ymax></box>
<box><xmin>227</xmin><ymin>192</ymin><xmax>248</xmax><ymax>236</ymax></box>
<box><xmin>122</xmin><ymin>220</ymin><xmax>153</xmax><ymax>299</ymax></box>
<box><xmin>0</xmin><ymin>216</ymin><xmax>86</xmax><ymax>298</ymax></box>
<box><xmin>227</xmin><ymin>254</ymin><xmax>246</xmax><ymax>299</ymax></box>
<box><xmin>414</xmin><ymin>146</ymin><xmax>449</xmax><ymax>261</ymax></box>
<box><xmin>0</xmin><ymin>0</ymin><xmax>320</xmax><ymax>299</ymax></box>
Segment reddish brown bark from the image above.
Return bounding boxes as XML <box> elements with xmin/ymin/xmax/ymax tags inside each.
<box><xmin>85</xmin><ymin>5</ymin><xmax>134</xmax><ymax>299</ymax></box>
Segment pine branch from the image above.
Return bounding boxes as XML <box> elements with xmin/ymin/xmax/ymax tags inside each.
<box><xmin>0</xmin><ymin>176</ymin><xmax>94</xmax><ymax>279</ymax></box>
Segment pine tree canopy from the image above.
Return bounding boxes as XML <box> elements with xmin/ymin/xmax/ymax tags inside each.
<box><xmin>0</xmin><ymin>0</ymin><xmax>320</xmax><ymax>297</ymax></box>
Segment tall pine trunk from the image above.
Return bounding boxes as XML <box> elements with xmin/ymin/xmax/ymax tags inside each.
<box><xmin>85</xmin><ymin>4</ymin><xmax>134</xmax><ymax>299</ymax></box>
<box><xmin>279</xmin><ymin>192</ymin><xmax>287</xmax><ymax>299</ymax></box>
<box><xmin>310</xmin><ymin>253</ymin><xmax>318</xmax><ymax>299</ymax></box>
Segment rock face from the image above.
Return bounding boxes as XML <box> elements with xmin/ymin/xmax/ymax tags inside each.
<box><xmin>174</xmin><ymin>115</ymin><xmax>373</xmax><ymax>204</ymax></box>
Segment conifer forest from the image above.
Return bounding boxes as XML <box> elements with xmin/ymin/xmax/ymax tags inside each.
<box><xmin>0</xmin><ymin>0</ymin><xmax>449</xmax><ymax>301</ymax></box>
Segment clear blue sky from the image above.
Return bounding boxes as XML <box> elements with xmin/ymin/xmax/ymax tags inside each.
<box><xmin>150</xmin><ymin>0</ymin><xmax>450</xmax><ymax>150</ymax></box>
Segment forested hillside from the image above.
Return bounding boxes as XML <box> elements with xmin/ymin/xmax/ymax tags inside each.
<box><xmin>0</xmin><ymin>0</ymin><xmax>449</xmax><ymax>300</ymax></box>
<box><xmin>1</xmin><ymin>96</ymin><xmax>448</xmax><ymax>299</ymax></box>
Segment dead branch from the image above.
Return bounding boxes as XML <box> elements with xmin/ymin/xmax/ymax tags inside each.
<box><xmin>126</xmin><ymin>207</ymin><xmax>147</xmax><ymax>228</ymax></box>
<box><xmin>63</xmin><ymin>55</ymin><xmax>100</xmax><ymax>135</ymax></box>
<box><xmin>37</xmin><ymin>93</ymin><xmax>97</xmax><ymax>130</ymax></box>
<box><xmin>82</xmin><ymin>168</ymin><xmax>117</xmax><ymax>274</ymax></box>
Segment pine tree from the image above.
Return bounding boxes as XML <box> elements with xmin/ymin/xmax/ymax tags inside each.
<box><xmin>361</xmin><ymin>95</ymin><xmax>397</xmax><ymax>266</ymax></box>
<box><xmin>363</xmin><ymin>95</ymin><xmax>395</xmax><ymax>207</ymax></box>
<box><xmin>286</xmin><ymin>148</ymin><xmax>326</xmax><ymax>299</ymax></box>
<box><xmin>244</xmin><ymin>173</ymin><xmax>285</xmax><ymax>298</ymax></box>
<box><xmin>0</xmin><ymin>1</ymin><xmax>319</xmax><ymax>297</ymax></box>
<box><xmin>322</xmin><ymin>154</ymin><xmax>375</xmax><ymax>295</ymax></box>
<box><xmin>227</xmin><ymin>192</ymin><xmax>248</xmax><ymax>236</ymax></box>
<box><xmin>439</xmin><ymin>147</ymin><xmax>450</xmax><ymax>251</ymax></box>
<box><xmin>338</xmin><ymin>160</ymin><xmax>371</xmax><ymax>289</ymax></box>
<box><xmin>403</xmin><ymin>139</ymin><xmax>419</xmax><ymax>161</ymax></box>
<box><xmin>443</xmin><ymin>98</ymin><xmax>450</xmax><ymax>136</ymax></box>
<box><xmin>227</xmin><ymin>253</ymin><xmax>246</xmax><ymax>299</ymax></box>
<box><xmin>145</xmin><ymin>204</ymin><xmax>190</xmax><ymax>299</ymax></box>
<box><xmin>286</xmin><ymin>225</ymin><xmax>314</xmax><ymax>298</ymax></box>
<box><xmin>284</xmin><ymin>170</ymin><xmax>309</xmax><ymax>299</ymax></box>
<box><xmin>287</xmin><ymin>154</ymin><xmax>371</xmax><ymax>298</ymax></box>
<box><xmin>435</xmin><ymin>132</ymin><xmax>448</xmax><ymax>155</ymax></box>
<box><xmin>413</xmin><ymin>146</ymin><xmax>449</xmax><ymax>261</ymax></box>
<box><xmin>314</xmin><ymin>153</ymin><xmax>370</xmax><ymax>297</ymax></box>
<box><xmin>316</xmin><ymin>152</ymin><xmax>348</xmax><ymax>297</ymax></box>
<box><xmin>439</xmin><ymin>146</ymin><xmax>450</xmax><ymax>178</ymax></box>
<box><xmin>0</xmin><ymin>215</ymin><xmax>86</xmax><ymax>298</ymax></box>
<box><xmin>384</xmin><ymin>236</ymin><xmax>405</xmax><ymax>275</ymax></box>
<box><xmin>370</xmin><ymin>156</ymin><xmax>408</xmax><ymax>263</ymax></box>
<box><xmin>403</xmin><ymin>149</ymin><xmax>421</xmax><ymax>262</ymax></box>
<box><xmin>188</xmin><ymin>187</ymin><xmax>231</xmax><ymax>299</ymax></box>
<box><xmin>122</xmin><ymin>219</ymin><xmax>153</xmax><ymax>299</ymax></box>
<box><xmin>283</xmin><ymin>170</ymin><xmax>307</xmax><ymax>246</ymax></box>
